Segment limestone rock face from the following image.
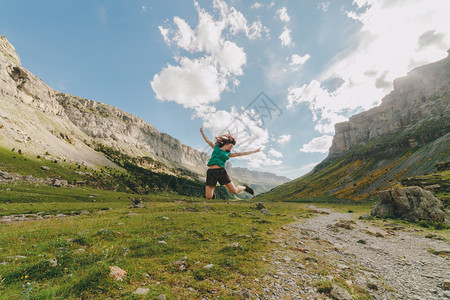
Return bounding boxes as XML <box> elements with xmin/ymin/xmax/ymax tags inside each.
<box><xmin>57</xmin><ymin>93</ymin><xmax>210</xmax><ymax>175</ymax></box>
<box><xmin>329</xmin><ymin>51</ymin><xmax>450</xmax><ymax>157</ymax></box>
<box><xmin>371</xmin><ymin>186</ymin><xmax>449</xmax><ymax>224</ymax></box>
<box><xmin>0</xmin><ymin>36</ymin><xmax>65</xmax><ymax>116</ymax></box>
<box><xmin>0</xmin><ymin>34</ymin><xmax>287</xmax><ymax>191</ymax></box>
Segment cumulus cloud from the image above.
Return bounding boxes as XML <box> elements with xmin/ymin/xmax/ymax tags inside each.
<box><xmin>277</xmin><ymin>134</ymin><xmax>291</xmax><ymax>144</ymax></box>
<box><xmin>152</xmin><ymin>0</ymin><xmax>271</xmax><ymax>109</ymax></box>
<box><xmin>317</xmin><ymin>2</ymin><xmax>330</xmax><ymax>12</ymax></box>
<box><xmin>279</xmin><ymin>26</ymin><xmax>292</xmax><ymax>46</ymax></box>
<box><xmin>289</xmin><ymin>53</ymin><xmax>311</xmax><ymax>69</ymax></box>
<box><xmin>195</xmin><ymin>105</ymin><xmax>278</xmax><ymax>168</ymax></box>
<box><xmin>268</xmin><ymin>148</ymin><xmax>283</xmax><ymax>158</ymax></box>
<box><xmin>300</xmin><ymin>135</ymin><xmax>333</xmax><ymax>153</ymax></box>
<box><xmin>417</xmin><ymin>30</ymin><xmax>447</xmax><ymax>50</ymax></box>
<box><xmin>277</xmin><ymin>7</ymin><xmax>290</xmax><ymax>23</ymax></box>
<box><xmin>288</xmin><ymin>0</ymin><xmax>450</xmax><ymax>135</ymax></box>
<box><xmin>251</xmin><ymin>2</ymin><xmax>263</xmax><ymax>9</ymax></box>
<box><xmin>151</xmin><ymin>57</ymin><xmax>225</xmax><ymax>108</ymax></box>
<box><xmin>246</xmin><ymin>152</ymin><xmax>283</xmax><ymax>168</ymax></box>
<box><xmin>158</xmin><ymin>26</ymin><xmax>170</xmax><ymax>44</ymax></box>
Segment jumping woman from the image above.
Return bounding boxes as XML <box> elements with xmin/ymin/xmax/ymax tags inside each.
<box><xmin>200</xmin><ymin>127</ymin><xmax>261</xmax><ymax>199</ymax></box>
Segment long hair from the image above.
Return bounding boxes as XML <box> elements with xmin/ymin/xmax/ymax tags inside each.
<box><xmin>214</xmin><ymin>132</ymin><xmax>236</xmax><ymax>148</ymax></box>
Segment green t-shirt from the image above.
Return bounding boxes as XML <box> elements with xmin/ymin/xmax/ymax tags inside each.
<box><xmin>207</xmin><ymin>145</ymin><xmax>230</xmax><ymax>168</ymax></box>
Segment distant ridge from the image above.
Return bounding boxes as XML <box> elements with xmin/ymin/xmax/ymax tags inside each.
<box><xmin>257</xmin><ymin>50</ymin><xmax>450</xmax><ymax>202</ymax></box>
<box><xmin>0</xmin><ymin>34</ymin><xmax>289</xmax><ymax>196</ymax></box>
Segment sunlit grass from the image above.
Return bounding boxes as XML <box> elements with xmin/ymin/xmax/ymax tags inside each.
<box><xmin>0</xmin><ymin>189</ymin><xmax>307</xmax><ymax>298</ymax></box>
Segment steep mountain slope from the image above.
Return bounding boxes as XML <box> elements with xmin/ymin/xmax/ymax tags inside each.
<box><xmin>258</xmin><ymin>50</ymin><xmax>450</xmax><ymax>202</ymax></box>
<box><xmin>0</xmin><ymin>34</ymin><xmax>288</xmax><ymax>196</ymax></box>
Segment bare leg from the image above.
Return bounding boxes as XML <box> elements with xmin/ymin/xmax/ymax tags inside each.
<box><xmin>224</xmin><ymin>182</ymin><xmax>246</xmax><ymax>194</ymax></box>
<box><xmin>205</xmin><ymin>185</ymin><xmax>215</xmax><ymax>199</ymax></box>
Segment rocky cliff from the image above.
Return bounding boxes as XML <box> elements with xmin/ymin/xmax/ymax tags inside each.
<box><xmin>257</xmin><ymin>50</ymin><xmax>450</xmax><ymax>202</ymax></box>
<box><xmin>56</xmin><ymin>93</ymin><xmax>210</xmax><ymax>176</ymax></box>
<box><xmin>0</xmin><ymin>34</ymin><xmax>288</xmax><ymax>191</ymax></box>
<box><xmin>329</xmin><ymin>50</ymin><xmax>450</xmax><ymax>158</ymax></box>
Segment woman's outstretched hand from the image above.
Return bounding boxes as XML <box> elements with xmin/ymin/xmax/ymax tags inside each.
<box><xmin>254</xmin><ymin>147</ymin><xmax>262</xmax><ymax>153</ymax></box>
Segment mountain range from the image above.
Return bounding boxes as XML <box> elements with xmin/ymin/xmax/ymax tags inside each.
<box><xmin>0</xmin><ymin>34</ymin><xmax>289</xmax><ymax>198</ymax></box>
<box><xmin>257</xmin><ymin>49</ymin><xmax>450</xmax><ymax>203</ymax></box>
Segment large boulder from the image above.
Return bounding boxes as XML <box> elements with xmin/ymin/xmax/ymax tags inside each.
<box><xmin>371</xmin><ymin>186</ymin><xmax>449</xmax><ymax>224</ymax></box>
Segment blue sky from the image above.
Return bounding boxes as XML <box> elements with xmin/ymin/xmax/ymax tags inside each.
<box><xmin>1</xmin><ymin>0</ymin><xmax>449</xmax><ymax>179</ymax></box>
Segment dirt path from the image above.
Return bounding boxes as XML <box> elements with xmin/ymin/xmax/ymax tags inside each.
<box><xmin>260</xmin><ymin>207</ymin><xmax>450</xmax><ymax>299</ymax></box>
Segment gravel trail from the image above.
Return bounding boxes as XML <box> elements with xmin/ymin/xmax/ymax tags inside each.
<box><xmin>261</xmin><ymin>207</ymin><xmax>450</xmax><ymax>300</ymax></box>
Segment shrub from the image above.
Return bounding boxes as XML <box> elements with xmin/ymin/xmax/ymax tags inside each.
<box><xmin>418</xmin><ymin>220</ymin><xmax>430</xmax><ymax>228</ymax></box>
<box><xmin>315</xmin><ymin>280</ymin><xmax>333</xmax><ymax>294</ymax></box>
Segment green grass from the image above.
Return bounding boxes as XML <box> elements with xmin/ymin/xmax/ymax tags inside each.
<box><xmin>0</xmin><ymin>146</ymin><xmax>85</xmax><ymax>181</ymax></box>
<box><xmin>0</xmin><ymin>184</ymin><xmax>308</xmax><ymax>299</ymax></box>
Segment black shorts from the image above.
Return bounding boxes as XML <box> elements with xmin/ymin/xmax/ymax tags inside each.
<box><xmin>206</xmin><ymin>168</ymin><xmax>231</xmax><ymax>186</ymax></box>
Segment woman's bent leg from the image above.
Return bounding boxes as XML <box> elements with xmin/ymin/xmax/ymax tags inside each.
<box><xmin>205</xmin><ymin>185</ymin><xmax>215</xmax><ymax>199</ymax></box>
<box><xmin>224</xmin><ymin>182</ymin><xmax>246</xmax><ymax>194</ymax></box>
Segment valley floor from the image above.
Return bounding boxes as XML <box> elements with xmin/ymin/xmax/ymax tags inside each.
<box><xmin>262</xmin><ymin>207</ymin><xmax>450</xmax><ymax>300</ymax></box>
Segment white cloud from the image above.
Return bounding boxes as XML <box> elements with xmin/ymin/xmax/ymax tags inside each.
<box><xmin>197</xmin><ymin>106</ymin><xmax>268</xmax><ymax>149</ymax></box>
<box><xmin>289</xmin><ymin>53</ymin><xmax>311</xmax><ymax>68</ymax></box>
<box><xmin>153</xmin><ymin>0</ymin><xmax>271</xmax><ymax>108</ymax></box>
<box><xmin>151</xmin><ymin>57</ymin><xmax>225</xmax><ymax>108</ymax></box>
<box><xmin>195</xmin><ymin>105</ymin><xmax>279</xmax><ymax>168</ymax></box>
<box><xmin>251</xmin><ymin>2</ymin><xmax>263</xmax><ymax>9</ymax></box>
<box><xmin>246</xmin><ymin>152</ymin><xmax>283</xmax><ymax>168</ymax></box>
<box><xmin>288</xmin><ymin>80</ymin><xmax>351</xmax><ymax>134</ymax></box>
<box><xmin>300</xmin><ymin>135</ymin><xmax>333</xmax><ymax>153</ymax></box>
<box><xmin>277</xmin><ymin>134</ymin><xmax>291</xmax><ymax>144</ymax></box>
<box><xmin>158</xmin><ymin>26</ymin><xmax>170</xmax><ymax>44</ymax></box>
<box><xmin>277</xmin><ymin>7</ymin><xmax>290</xmax><ymax>23</ymax></box>
<box><xmin>152</xmin><ymin>0</ymin><xmax>271</xmax><ymax>109</ymax></box>
<box><xmin>268</xmin><ymin>148</ymin><xmax>283</xmax><ymax>158</ymax></box>
<box><xmin>317</xmin><ymin>2</ymin><xmax>330</xmax><ymax>12</ymax></box>
<box><xmin>279</xmin><ymin>26</ymin><xmax>292</xmax><ymax>46</ymax></box>
<box><xmin>288</xmin><ymin>0</ymin><xmax>450</xmax><ymax>135</ymax></box>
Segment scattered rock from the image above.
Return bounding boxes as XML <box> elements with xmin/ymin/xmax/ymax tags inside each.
<box><xmin>184</xmin><ymin>207</ymin><xmax>199</xmax><ymax>212</ymax></box>
<box><xmin>156</xmin><ymin>295</ymin><xmax>166</xmax><ymax>300</ymax></box>
<box><xmin>204</xmin><ymin>264</ymin><xmax>214</xmax><ymax>269</ymax></box>
<box><xmin>109</xmin><ymin>266</ymin><xmax>127</xmax><ymax>281</ymax></box>
<box><xmin>260</xmin><ymin>208</ymin><xmax>271</xmax><ymax>215</ymax></box>
<box><xmin>129</xmin><ymin>198</ymin><xmax>146</xmax><ymax>208</ymax></box>
<box><xmin>442</xmin><ymin>280</ymin><xmax>450</xmax><ymax>290</ymax></box>
<box><xmin>49</xmin><ymin>258</ymin><xmax>58</xmax><ymax>267</ymax></box>
<box><xmin>228</xmin><ymin>242</ymin><xmax>241</xmax><ymax>248</ymax></box>
<box><xmin>133</xmin><ymin>288</ymin><xmax>150</xmax><ymax>295</ymax></box>
<box><xmin>0</xmin><ymin>171</ymin><xmax>13</xmax><ymax>179</ymax></box>
<box><xmin>158</xmin><ymin>240</ymin><xmax>167</xmax><ymax>245</ymax></box>
<box><xmin>232</xmin><ymin>288</ymin><xmax>253</xmax><ymax>299</ymax></box>
<box><xmin>359</xmin><ymin>214</ymin><xmax>374</xmax><ymax>220</ymax></box>
<box><xmin>291</xmin><ymin>246</ymin><xmax>308</xmax><ymax>253</ymax></box>
<box><xmin>172</xmin><ymin>256</ymin><xmax>188</xmax><ymax>271</ymax></box>
<box><xmin>330</xmin><ymin>284</ymin><xmax>352</xmax><ymax>300</ymax></box>
<box><xmin>41</xmin><ymin>166</ymin><xmax>50</xmax><ymax>171</ymax></box>
<box><xmin>367</xmin><ymin>282</ymin><xmax>379</xmax><ymax>290</ymax></box>
<box><xmin>371</xmin><ymin>186</ymin><xmax>450</xmax><ymax>224</ymax></box>
<box><xmin>256</xmin><ymin>202</ymin><xmax>266</xmax><ymax>210</ymax></box>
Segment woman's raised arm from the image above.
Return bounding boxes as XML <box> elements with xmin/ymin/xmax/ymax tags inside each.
<box><xmin>229</xmin><ymin>147</ymin><xmax>261</xmax><ymax>158</ymax></box>
<box><xmin>200</xmin><ymin>127</ymin><xmax>214</xmax><ymax>149</ymax></box>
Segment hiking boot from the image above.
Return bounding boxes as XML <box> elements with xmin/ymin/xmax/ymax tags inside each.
<box><xmin>212</xmin><ymin>193</ymin><xmax>216</xmax><ymax>199</ymax></box>
<box><xmin>243</xmin><ymin>184</ymin><xmax>254</xmax><ymax>195</ymax></box>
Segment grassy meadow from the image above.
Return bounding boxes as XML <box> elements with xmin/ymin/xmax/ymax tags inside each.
<box><xmin>0</xmin><ymin>182</ymin><xmax>312</xmax><ymax>299</ymax></box>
